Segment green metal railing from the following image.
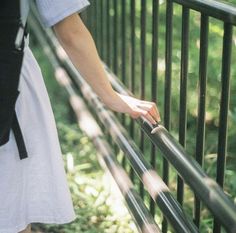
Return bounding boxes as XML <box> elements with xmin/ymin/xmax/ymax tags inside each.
<box><xmin>30</xmin><ymin>0</ymin><xmax>236</xmax><ymax>232</ymax></box>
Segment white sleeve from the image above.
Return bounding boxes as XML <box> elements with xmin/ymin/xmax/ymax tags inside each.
<box><xmin>35</xmin><ymin>0</ymin><xmax>90</xmax><ymax>27</ymax></box>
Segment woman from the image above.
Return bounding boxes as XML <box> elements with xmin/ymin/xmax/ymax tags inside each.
<box><xmin>0</xmin><ymin>0</ymin><xmax>160</xmax><ymax>232</ymax></box>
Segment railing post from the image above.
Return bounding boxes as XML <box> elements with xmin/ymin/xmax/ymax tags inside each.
<box><xmin>194</xmin><ymin>13</ymin><xmax>209</xmax><ymax>229</ymax></box>
<box><xmin>213</xmin><ymin>22</ymin><xmax>233</xmax><ymax>233</ymax></box>
<box><xmin>139</xmin><ymin>0</ymin><xmax>147</xmax><ymax>200</ymax></box>
<box><xmin>150</xmin><ymin>0</ymin><xmax>159</xmax><ymax>221</ymax></box>
<box><xmin>177</xmin><ymin>5</ymin><xmax>190</xmax><ymax>206</ymax></box>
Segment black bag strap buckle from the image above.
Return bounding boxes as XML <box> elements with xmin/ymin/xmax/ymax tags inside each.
<box><xmin>15</xmin><ymin>22</ymin><xmax>25</xmax><ymax>50</ymax></box>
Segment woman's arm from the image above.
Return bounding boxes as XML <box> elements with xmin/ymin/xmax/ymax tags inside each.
<box><xmin>53</xmin><ymin>13</ymin><xmax>160</xmax><ymax>124</ymax></box>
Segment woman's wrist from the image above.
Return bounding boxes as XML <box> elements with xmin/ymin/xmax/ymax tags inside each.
<box><xmin>102</xmin><ymin>91</ymin><xmax>130</xmax><ymax>113</ymax></box>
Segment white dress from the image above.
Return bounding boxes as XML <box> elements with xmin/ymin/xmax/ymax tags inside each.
<box><xmin>0</xmin><ymin>1</ymin><xmax>90</xmax><ymax>232</ymax></box>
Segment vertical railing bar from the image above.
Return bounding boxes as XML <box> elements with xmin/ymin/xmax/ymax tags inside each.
<box><xmin>139</xmin><ymin>0</ymin><xmax>147</xmax><ymax>199</ymax></box>
<box><xmin>94</xmin><ymin>0</ymin><xmax>98</xmax><ymax>45</ymax></box>
<box><xmin>89</xmin><ymin>1</ymin><xmax>93</xmax><ymax>37</ymax></box>
<box><xmin>121</xmin><ymin>0</ymin><xmax>126</xmax><ymax>86</ymax></box>
<box><xmin>164</xmin><ymin>0</ymin><xmax>173</xmax><ymax>198</ymax></box>
<box><xmin>89</xmin><ymin>2</ymin><xmax>93</xmax><ymax>34</ymax></box>
<box><xmin>194</xmin><ymin>13</ymin><xmax>209</xmax><ymax>229</ymax></box>
<box><xmin>130</xmin><ymin>0</ymin><xmax>136</xmax><ymax>96</ymax></box>
<box><xmin>113</xmin><ymin>0</ymin><xmax>118</xmax><ymax>75</ymax></box>
<box><xmin>107</xmin><ymin>0</ymin><xmax>111</xmax><ymax>67</ymax></box>
<box><xmin>140</xmin><ymin>0</ymin><xmax>146</xmax><ymax>102</ymax></box>
<box><xmin>99</xmin><ymin>0</ymin><xmax>105</xmax><ymax>134</ymax></box>
<box><xmin>121</xmin><ymin>0</ymin><xmax>127</xmax><ymax>168</ymax></box>
<box><xmin>129</xmin><ymin>0</ymin><xmax>136</xmax><ymax>182</ymax></box>
<box><xmin>163</xmin><ymin>1</ymin><xmax>173</xmax><ymax>231</ymax></box>
<box><xmin>85</xmin><ymin>3</ymin><xmax>91</xmax><ymax>32</ymax></box>
<box><xmin>100</xmin><ymin>0</ymin><xmax>104</xmax><ymax>59</ymax></box>
<box><xmin>216</xmin><ymin>23</ymin><xmax>233</xmax><ymax>188</ymax></box>
<box><xmin>104</xmin><ymin>0</ymin><xmax>107</xmax><ymax>64</ymax></box>
<box><xmin>106</xmin><ymin>0</ymin><xmax>113</xmax><ymax>146</ymax></box>
<box><xmin>112</xmin><ymin>0</ymin><xmax>119</xmax><ymax>156</ymax></box>
<box><xmin>150</xmin><ymin>0</ymin><xmax>159</xmax><ymax>219</ymax></box>
<box><xmin>177</xmin><ymin>6</ymin><xmax>190</xmax><ymax>206</ymax></box>
<box><xmin>213</xmin><ymin>22</ymin><xmax>233</xmax><ymax>233</ymax></box>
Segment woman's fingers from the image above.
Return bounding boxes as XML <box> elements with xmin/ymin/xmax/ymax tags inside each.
<box><xmin>134</xmin><ymin>108</ymin><xmax>157</xmax><ymax>124</ymax></box>
<box><xmin>118</xmin><ymin>94</ymin><xmax>161</xmax><ymax>124</ymax></box>
<box><xmin>149</xmin><ymin>104</ymin><xmax>160</xmax><ymax>122</ymax></box>
<box><xmin>154</xmin><ymin>106</ymin><xmax>161</xmax><ymax>122</ymax></box>
<box><xmin>137</xmin><ymin>101</ymin><xmax>161</xmax><ymax>122</ymax></box>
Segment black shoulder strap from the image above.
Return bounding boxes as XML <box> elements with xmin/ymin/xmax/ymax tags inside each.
<box><xmin>0</xmin><ymin>0</ymin><xmax>29</xmax><ymax>160</ymax></box>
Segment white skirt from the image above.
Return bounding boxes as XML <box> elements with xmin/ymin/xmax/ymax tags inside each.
<box><xmin>0</xmin><ymin>38</ymin><xmax>76</xmax><ymax>233</ymax></box>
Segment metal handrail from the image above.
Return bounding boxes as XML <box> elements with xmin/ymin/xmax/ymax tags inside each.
<box><xmin>173</xmin><ymin>0</ymin><xmax>236</xmax><ymax>25</ymax></box>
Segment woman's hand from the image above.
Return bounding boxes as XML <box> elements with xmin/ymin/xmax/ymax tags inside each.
<box><xmin>105</xmin><ymin>92</ymin><xmax>161</xmax><ymax>125</ymax></box>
